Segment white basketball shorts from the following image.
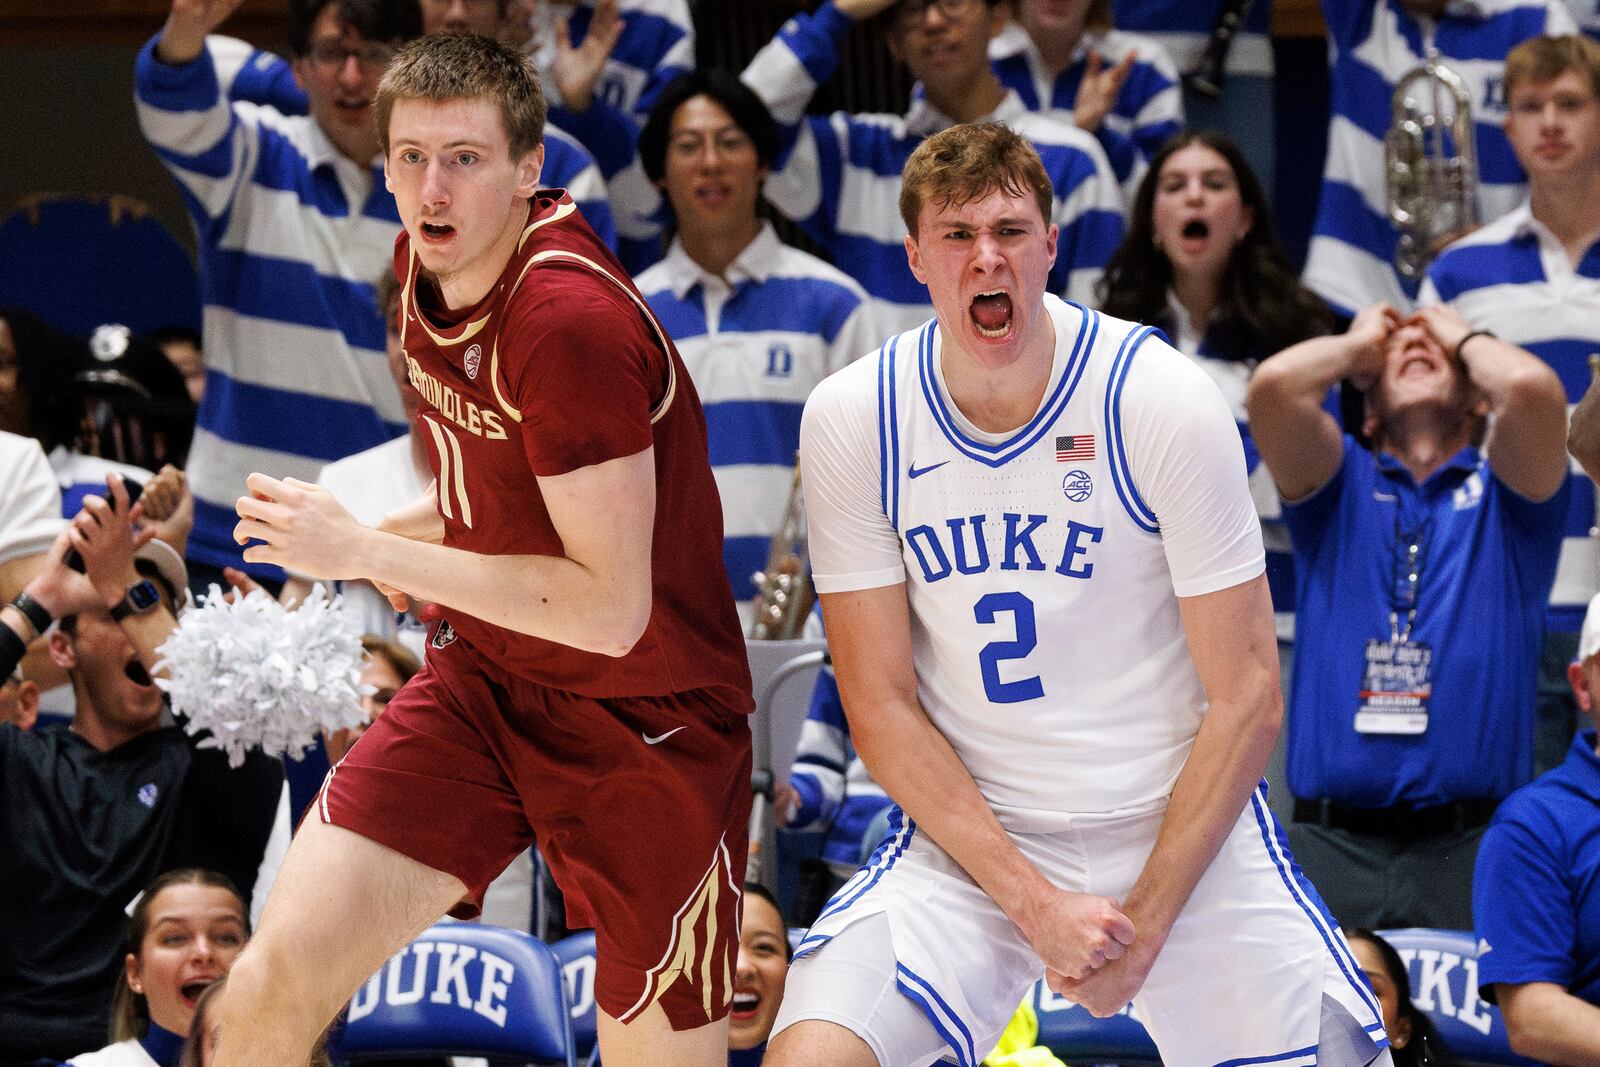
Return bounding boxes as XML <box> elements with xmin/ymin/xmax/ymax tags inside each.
<box><xmin>772</xmin><ymin>786</ymin><xmax>1390</xmax><ymax>1067</ymax></box>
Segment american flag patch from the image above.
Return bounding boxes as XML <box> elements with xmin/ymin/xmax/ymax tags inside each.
<box><xmin>1055</xmin><ymin>434</ymin><xmax>1095</xmax><ymax>462</ymax></box>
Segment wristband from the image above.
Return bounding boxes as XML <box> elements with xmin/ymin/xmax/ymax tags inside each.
<box><xmin>9</xmin><ymin>592</ymin><xmax>52</xmax><ymax>640</ymax></box>
<box><xmin>0</xmin><ymin>623</ymin><xmax>26</xmax><ymax>681</ymax></box>
<box><xmin>1454</xmin><ymin>329</ymin><xmax>1496</xmax><ymax>361</ymax></box>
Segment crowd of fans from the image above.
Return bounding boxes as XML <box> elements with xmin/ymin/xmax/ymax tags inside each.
<box><xmin>4</xmin><ymin>0</ymin><xmax>1600</xmax><ymax>1062</ymax></box>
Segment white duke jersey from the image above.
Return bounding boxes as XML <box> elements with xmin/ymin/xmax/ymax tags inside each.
<box><xmin>799</xmin><ymin>296</ymin><xmax>1264</xmax><ymax>826</ymax></box>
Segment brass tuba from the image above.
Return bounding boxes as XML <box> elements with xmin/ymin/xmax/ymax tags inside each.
<box><xmin>1385</xmin><ymin>49</ymin><xmax>1479</xmax><ymax>281</ymax></box>
<box><xmin>749</xmin><ymin>465</ymin><xmax>814</xmax><ymax>640</ymax></box>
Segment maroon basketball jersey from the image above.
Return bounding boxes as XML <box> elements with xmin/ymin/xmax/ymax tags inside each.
<box><xmin>395</xmin><ymin>191</ymin><xmax>752</xmax><ymax>708</ymax></box>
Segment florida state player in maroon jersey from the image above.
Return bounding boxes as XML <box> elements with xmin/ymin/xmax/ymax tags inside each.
<box><xmin>221</xmin><ymin>34</ymin><xmax>753</xmax><ymax>1067</ymax></box>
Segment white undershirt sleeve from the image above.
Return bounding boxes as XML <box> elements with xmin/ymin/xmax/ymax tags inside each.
<box><xmin>1118</xmin><ymin>337</ymin><xmax>1266</xmax><ymax>598</ymax></box>
<box><xmin>799</xmin><ymin>357</ymin><xmax>906</xmax><ymax>593</ymax></box>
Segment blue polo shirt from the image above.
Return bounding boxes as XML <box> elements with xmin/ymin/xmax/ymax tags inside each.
<box><xmin>1283</xmin><ymin>438</ymin><xmax>1566</xmax><ymax>808</ymax></box>
<box><xmin>1473</xmin><ymin>729</ymin><xmax>1600</xmax><ymax>1007</ymax></box>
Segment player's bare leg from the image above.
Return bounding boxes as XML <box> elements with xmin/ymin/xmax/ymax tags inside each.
<box><xmin>210</xmin><ymin>817</ymin><xmax>469</xmax><ymax>1066</ymax></box>
<box><xmin>597</xmin><ymin>1002</ymin><xmax>732</xmax><ymax>1067</ymax></box>
<box><xmin>764</xmin><ymin>1019</ymin><xmax>881</xmax><ymax>1067</ymax></box>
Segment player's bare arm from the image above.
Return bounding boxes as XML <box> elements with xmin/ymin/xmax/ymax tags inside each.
<box><xmin>821</xmin><ymin>582</ymin><xmax>1136</xmax><ymax>982</ymax></box>
<box><xmin>1051</xmin><ymin>573</ymin><xmax>1281</xmax><ymax>1017</ymax></box>
<box><xmin>1494</xmin><ymin>981</ymin><xmax>1600</xmax><ymax>1065</ymax></box>
<box><xmin>1246</xmin><ymin>303</ymin><xmax>1398</xmax><ymax>502</ymax></box>
<box><xmin>1409</xmin><ymin>305</ymin><xmax>1569</xmax><ymax>501</ymax></box>
<box><xmin>233</xmin><ymin>448</ymin><xmax>656</xmax><ymax>657</ymax></box>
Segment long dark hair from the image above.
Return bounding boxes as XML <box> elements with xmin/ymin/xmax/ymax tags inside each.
<box><xmin>1097</xmin><ymin>131</ymin><xmax>1334</xmax><ymax>363</ymax></box>
<box><xmin>1347</xmin><ymin>929</ymin><xmax>1457</xmax><ymax>1067</ymax></box>
<box><xmin>0</xmin><ymin>306</ymin><xmax>82</xmax><ymax>450</ymax></box>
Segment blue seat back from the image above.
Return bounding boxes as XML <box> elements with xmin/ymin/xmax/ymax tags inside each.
<box><xmin>0</xmin><ymin>194</ymin><xmax>200</xmax><ymax>336</ymax></box>
<box><xmin>552</xmin><ymin>930</ymin><xmax>599</xmax><ymax>1060</ymax></box>
<box><xmin>1031</xmin><ymin>981</ymin><xmax>1161</xmax><ymax>1064</ymax></box>
<box><xmin>1376</xmin><ymin>928</ymin><xmax>1533</xmax><ymax>1066</ymax></box>
<box><xmin>342</xmin><ymin>923</ymin><xmax>576</xmax><ymax>1065</ymax></box>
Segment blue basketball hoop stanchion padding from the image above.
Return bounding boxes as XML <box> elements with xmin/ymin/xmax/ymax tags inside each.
<box><xmin>341</xmin><ymin>923</ymin><xmax>577</xmax><ymax>1065</ymax></box>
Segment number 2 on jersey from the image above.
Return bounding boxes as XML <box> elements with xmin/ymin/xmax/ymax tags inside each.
<box><xmin>975</xmin><ymin>592</ymin><xmax>1044</xmax><ymax>703</ymax></box>
<box><xmin>422</xmin><ymin>415</ymin><xmax>474</xmax><ymax>529</ymax></box>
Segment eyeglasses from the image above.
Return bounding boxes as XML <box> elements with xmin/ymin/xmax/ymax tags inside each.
<box><xmin>306</xmin><ymin>40</ymin><xmax>397</xmax><ymax>72</ymax></box>
<box><xmin>892</xmin><ymin>0</ymin><xmax>980</xmax><ymax>30</ymax></box>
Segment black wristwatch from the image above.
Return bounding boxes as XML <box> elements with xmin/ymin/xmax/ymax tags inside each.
<box><xmin>110</xmin><ymin>580</ymin><xmax>161</xmax><ymax>622</ymax></box>
<box><xmin>9</xmin><ymin>591</ymin><xmax>52</xmax><ymax>638</ymax></box>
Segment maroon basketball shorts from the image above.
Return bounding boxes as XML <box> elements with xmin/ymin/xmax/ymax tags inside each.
<box><xmin>316</xmin><ymin>623</ymin><xmax>753</xmax><ymax>1030</ymax></box>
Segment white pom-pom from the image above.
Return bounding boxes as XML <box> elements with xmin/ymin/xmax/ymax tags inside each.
<box><xmin>155</xmin><ymin>584</ymin><xmax>369</xmax><ymax>767</ymax></box>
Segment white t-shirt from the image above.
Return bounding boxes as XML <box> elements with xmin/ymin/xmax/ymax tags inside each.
<box><xmin>0</xmin><ymin>432</ymin><xmax>63</xmax><ymax>566</ymax></box>
<box><xmin>67</xmin><ymin>1038</ymin><xmax>158</xmax><ymax>1067</ymax></box>
<box><xmin>799</xmin><ymin>296</ymin><xmax>1263</xmax><ymax>824</ymax></box>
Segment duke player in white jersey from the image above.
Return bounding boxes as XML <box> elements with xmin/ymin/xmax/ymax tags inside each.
<box><xmin>774</xmin><ymin>122</ymin><xmax>1394</xmax><ymax>1067</ymax></box>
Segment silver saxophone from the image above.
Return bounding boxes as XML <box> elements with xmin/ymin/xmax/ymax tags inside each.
<box><xmin>1385</xmin><ymin>47</ymin><xmax>1480</xmax><ymax>281</ymax></box>
<box><xmin>749</xmin><ymin>465</ymin><xmax>814</xmax><ymax>640</ymax></box>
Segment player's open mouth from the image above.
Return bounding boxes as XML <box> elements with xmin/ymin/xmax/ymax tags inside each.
<box><xmin>969</xmin><ymin>289</ymin><xmax>1013</xmax><ymax>339</ymax></box>
<box><xmin>420</xmin><ymin>222</ymin><xmax>456</xmax><ymax>242</ymax></box>
<box><xmin>124</xmin><ymin>658</ymin><xmax>153</xmax><ymax>688</ymax></box>
<box><xmin>730</xmin><ymin>990</ymin><xmax>761</xmax><ymax>1020</ymax></box>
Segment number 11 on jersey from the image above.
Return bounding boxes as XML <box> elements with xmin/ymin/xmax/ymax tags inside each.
<box><xmin>422</xmin><ymin>415</ymin><xmax>474</xmax><ymax>529</ymax></box>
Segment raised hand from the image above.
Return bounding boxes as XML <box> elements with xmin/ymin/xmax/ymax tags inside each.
<box><xmin>1074</xmin><ymin>50</ymin><xmax>1136</xmax><ymax>134</ymax></box>
<box><xmin>835</xmin><ymin>0</ymin><xmax>902</xmax><ymax>20</ymax></box>
<box><xmin>158</xmin><ymin>0</ymin><xmax>250</xmax><ymax>64</ymax></box>
<box><xmin>70</xmin><ymin>476</ymin><xmax>152</xmax><ymax>609</ymax></box>
<box><xmin>551</xmin><ymin>0</ymin><xmax>623</xmax><ymax>111</ymax></box>
<box><xmin>1346</xmin><ymin>302</ymin><xmax>1401</xmax><ymax>390</ymax></box>
<box><xmin>1410</xmin><ymin>303</ymin><xmax>1473</xmax><ymax>360</ymax></box>
<box><xmin>140</xmin><ymin>464</ymin><xmax>196</xmax><ymax>557</ymax></box>
<box><xmin>23</xmin><ymin>526</ymin><xmax>104</xmax><ymax>622</ymax></box>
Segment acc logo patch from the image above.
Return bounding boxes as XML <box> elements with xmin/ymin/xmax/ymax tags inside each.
<box><xmin>137</xmin><ymin>783</ymin><xmax>159</xmax><ymax>808</ymax></box>
<box><xmin>463</xmin><ymin>344</ymin><xmax>483</xmax><ymax>380</ymax></box>
<box><xmin>1061</xmin><ymin>469</ymin><xmax>1093</xmax><ymax>503</ymax></box>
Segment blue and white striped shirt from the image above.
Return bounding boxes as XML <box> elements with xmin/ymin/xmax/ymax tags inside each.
<box><xmin>742</xmin><ymin>2</ymin><xmax>1126</xmax><ymax>338</ymax></box>
<box><xmin>1304</xmin><ymin>0</ymin><xmax>1575</xmax><ymax>316</ymax></box>
<box><xmin>990</xmin><ymin>22</ymin><xmax>1184</xmax><ymax>199</ymax></box>
<box><xmin>204</xmin><ymin>36</ymin><xmax>618</xmax><ymax>250</ymax></box>
<box><xmin>527</xmin><ymin>0</ymin><xmax>694</xmax><ymax>124</ymax></box>
<box><xmin>527</xmin><ymin>0</ymin><xmax>693</xmax><ymax>272</ymax></box>
<box><xmin>1111</xmin><ymin>0</ymin><xmax>1276</xmax><ymax>80</ymax></box>
<box><xmin>787</xmin><ymin>663</ymin><xmax>895</xmax><ymax>875</ymax></box>
<box><xmin>1419</xmin><ymin>201</ymin><xmax>1598</xmax><ymax>632</ymax></box>
<box><xmin>636</xmin><ymin>223</ymin><xmax>879</xmax><ymax>619</ymax></box>
<box><xmin>1158</xmin><ymin>295</ymin><xmax>1307</xmax><ymax>640</ymax></box>
<box><xmin>135</xmin><ymin>37</ymin><xmax>408</xmax><ymax>577</ymax></box>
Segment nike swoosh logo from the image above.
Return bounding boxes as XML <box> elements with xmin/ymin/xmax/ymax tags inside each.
<box><xmin>908</xmin><ymin>461</ymin><xmax>950</xmax><ymax>480</ymax></box>
<box><xmin>642</xmin><ymin>726</ymin><xmax>687</xmax><ymax>746</ymax></box>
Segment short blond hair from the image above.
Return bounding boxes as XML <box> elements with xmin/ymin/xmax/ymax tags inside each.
<box><xmin>1504</xmin><ymin>34</ymin><xmax>1600</xmax><ymax>102</ymax></box>
<box><xmin>898</xmin><ymin>123</ymin><xmax>1054</xmax><ymax>238</ymax></box>
<box><xmin>374</xmin><ymin>33</ymin><xmax>546</xmax><ymax>160</ymax></box>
